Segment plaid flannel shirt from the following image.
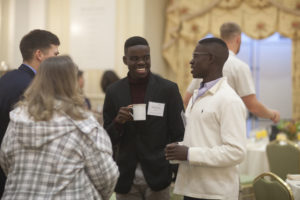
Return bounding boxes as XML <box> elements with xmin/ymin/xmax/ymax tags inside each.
<box><xmin>0</xmin><ymin>107</ymin><xmax>119</xmax><ymax>200</ymax></box>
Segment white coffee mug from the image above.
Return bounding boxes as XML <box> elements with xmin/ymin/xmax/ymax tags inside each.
<box><xmin>132</xmin><ymin>104</ymin><xmax>146</xmax><ymax>121</ymax></box>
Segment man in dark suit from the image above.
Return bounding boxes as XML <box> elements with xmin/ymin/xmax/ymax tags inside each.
<box><xmin>0</xmin><ymin>29</ymin><xmax>60</xmax><ymax>197</ymax></box>
<box><xmin>103</xmin><ymin>36</ymin><xmax>185</xmax><ymax>200</ymax></box>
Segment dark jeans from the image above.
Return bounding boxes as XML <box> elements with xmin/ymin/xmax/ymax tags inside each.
<box><xmin>184</xmin><ymin>196</ymin><xmax>219</xmax><ymax>200</ymax></box>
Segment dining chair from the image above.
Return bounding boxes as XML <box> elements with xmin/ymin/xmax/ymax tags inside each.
<box><xmin>253</xmin><ymin>172</ymin><xmax>294</xmax><ymax>200</ymax></box>
<box><xmin>239</xmin><ymin>174</ymin><xmax>255</xmax><ymax>200</ymax></box>
<box><xmin>266</xmin><ymin>139</ymin><xmax>300</xmax><ymax>180</ymax></box>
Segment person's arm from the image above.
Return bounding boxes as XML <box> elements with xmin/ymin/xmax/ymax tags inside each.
<box><xmin>167</xmin><ymin>97</ymin><xmax>247</xmax><ymax>167</ymax></box>
<box><xmin>0</xmin><ymin>122</ymin><xmax>13</xmax><ymax>175</ymax></box>
<box><xmin>229</xmin><ymin>61</ymin><xmax>280</xmax><ymax>123</ymax></box>
<box><xmin>84</xmin><ymin>127</ymin><xmax>119</xmax><ymax>200</ymax></box>
<box><xmin>0</xmin><ymin>150</ymin><xmax>8</xmax><ymax>178</ymax></box>
<box><xmin>0</xmin><ymin>150</ymin><xmax>7</xmax><ymax>175</ymax></box>
<box><xmin>165</xmin><ymin>143</ymin><xmax>188</xmax><ymax>161</ymax></box>
<box><xmin>241</xmin><ymin>94</ymin><xmax>280</xmax><ymax>123</ymax></box>
<box><xmin>103</xmin><ymin>89</ymin><xmax>132</xmax><ymax>145</ymax></box>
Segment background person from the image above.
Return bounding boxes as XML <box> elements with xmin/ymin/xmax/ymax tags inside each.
<box><xmin>101</xmin><ymin>70</ymin><xmax>120</xmax><ymax>93</ymax></box>
<box><xmin>166</xmin><ymin>38</ymin><xmax>247</xmax><ymax>200</ymax></box>
<box><xmin>78</xmin><ymin>69</ymin><xmax>92</xmax><ymax>110</ymax></box>
<box><xmin>0</xmin><ymin>29</ymin><xmax>60</xmax><ymax>197</ymax></box>
<box><xmin>103</xmin><ymin>36</ymin><xmax>184</xmax><ymax>200</ymax></box>
<box><xmin>0</xmin><ymin>55</ymin><xmax>119</xmax><ymax>200</ymax></box>
<box><xmin>183</xmin><ymin>22</ymin><xmax>280</xmax><ymax>124</ymax></box>
<box><xmin>92</xmin><ymin>70</ymin><xmax>121</xmax><ymax>126</ymax></box>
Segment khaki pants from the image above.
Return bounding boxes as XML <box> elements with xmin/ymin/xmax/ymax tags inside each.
<box><xmin>116</xmin><ymin>184</ymin><xmax>170</xmax><ymax>200</ymax></box>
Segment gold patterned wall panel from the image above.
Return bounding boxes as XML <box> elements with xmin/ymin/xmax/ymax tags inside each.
<box><xmin>269</xmin><ymin>0</ymin><xmax>300</xmax><ymax>14</ymax></box>
<box><xmin>163</xmin><ymin>0</ymin><xmax>300</xmax><ymax>119</ymax></box>
<box><xmin>278</xmin><ymin>12</ymin><xmax>300</xmax><ymax>38</ymax></box>
<box><xmin>210</xmin><ymin>8</ymin><xmax>242</xmax><ymax>36</ymax></box>
<box><xmin>180</xmin><ymin>0</ymin><xmax>221</xmax><ymax>21</ymax></box>
<box><xmin>180</xmin><ymin>13</ymin><xmax>210</xmax><ymax>42</ymax></box>
<box><xmin>163</xmin><ymin>2</ymin><xmax>182</xmax><ymax>73</ymax></box>
<box><xmin>293</xmin><ymin>39</ymin><xmax>300</xmax><ymax>120</ymax></box>
<box><xmin>177</xmin><ymin>39</ymin><xmax>195</xmax><ymax>93</ymax></box>
<box><xmin>244</xmin><ymin>0</ymin><xmax>270</xmax><ymax>8</ymax></box>
<box><xmin>241</xmin><ymin>4</ymin><xmax>277</xmax><ymax>39</ymax></box>
<box><xmin>218</xmin><ymin>0</ymin><xmax>242</xmax><ymax>9</ymax></box>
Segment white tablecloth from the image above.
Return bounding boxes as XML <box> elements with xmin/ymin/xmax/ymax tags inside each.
<box><xmin>239</xmin><ymin>139</ymin><xmax>270</xmax><ymax>177</ymax></box>
<box><xmin>286</xmin><ymin>179</ymin><xmax>300</xmax><ymax>200</ymax></box>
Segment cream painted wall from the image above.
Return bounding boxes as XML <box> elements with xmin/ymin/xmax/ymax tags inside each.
<box><xmin>47</xmin><ymin>0</ymin><xmax>70</xmax><ymax>55</ymax></box>
<box><xmin>145</xmin><ymin>0</ymin><xmax>176</xmax><ymax>81</ymax></box>
<box><xmin>115</xmin><ymin>0</ymin><xmax>146</xmax><ymax>77</ymax></box>
<box><xmin>0</xmin><ymin>0</ymin><xmax>16</xmax><ymax>68</ymax></box>
<box><xmin>0</xmin><ymin>0</ymin><xmax>10</xmax><ymax>66</ymax></box>
<box><xmin>0</xmin><ymin>0</ymin><xmax>173</xmax><ymax>109</ymax></box>
<box><xmin>0</xmin><ymin>0</ymin><xmax>47</xmax><ymax>68</ymax></box>
<box><xmin>115</xmin><ymin>0</ymin><xmax>174</xmax><ymax>81</ymax></box>
<box><xmin>95</xmin><ymin>0</ymin><xmax>174</xmax><ymax>108</ymax></box>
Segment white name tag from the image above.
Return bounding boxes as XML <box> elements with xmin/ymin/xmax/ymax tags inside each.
<box><xmin>147</xmin><ymin>101</ymin><xmax>165</xmax><ymax>117</ymax></box>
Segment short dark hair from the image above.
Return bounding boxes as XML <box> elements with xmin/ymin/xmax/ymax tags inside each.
<box><xmin>19</xmin><ymin>29</ymin><xmax>60</xmax><ymax>61</ymax></box>
<box><xmin>198</xmin><ymin>37</ymin><xmax>229</xmax><ymax>67</ymax></box>
<box><xmin>220</xmin><ymin>22</ymin><xmax>241</xmax><ymax>41</ymax></box>
<box><xmin>124</xmin><ymin>36</ymin><xmax>149</xmax><ymax>54</ymax></box>
<box><xmin>100</xmin><ymin>70</ymin><xmax>120</xmax><ymax>93</ymax></box>
<box><xmin>198</xmin><ymin>37</ymin><xmax>227</xmax><ymax>49</ymax></box>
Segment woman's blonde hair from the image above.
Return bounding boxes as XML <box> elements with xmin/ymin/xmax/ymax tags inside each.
<box><xmin>20</xmin><ymin>55</ymin><xmax>86</xmax><ymax>121</ymax></box>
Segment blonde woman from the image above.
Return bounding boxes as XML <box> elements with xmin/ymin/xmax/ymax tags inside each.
<box><xmin>0</xmin><ymin>56</ymin><xmax>119</xmax><ymax>200</ymax></box>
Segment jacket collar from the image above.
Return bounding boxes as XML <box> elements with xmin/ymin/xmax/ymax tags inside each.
<box><xmin>122</xmin><ymin>72</ymin><xmax>157</xmax><ymax>104</ymax></box>
<box><xmin>19</xmin><ymin>64</ymin><xmax>35</xmax><ymax>78</ymax></box>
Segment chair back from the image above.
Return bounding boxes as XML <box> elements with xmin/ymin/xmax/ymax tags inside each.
<box><xmin>266</xmin><ymin>139</ymin><xmax>300</xmax><ymax>180</ymax></box>
<box><xmin>253</xmin><ymin>172</ymin><xmax>294</xmax><ymax>200</ymax></box>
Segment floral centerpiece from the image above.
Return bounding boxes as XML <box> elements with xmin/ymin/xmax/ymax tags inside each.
<box><xmin>276</xmin><ymin>119</ymin><xmax>300</xmax><ymax>141</ymax></box>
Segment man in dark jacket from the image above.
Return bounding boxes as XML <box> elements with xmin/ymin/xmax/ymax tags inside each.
<box><xmin>0</xmin><ymin>29</ymin><xmax>60</xmax><ymax>197</ymax></box>
<box><xmin>103</xmin><ymin>36</ymin><xmax>184</xmax><ymax>200</ymax></box>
